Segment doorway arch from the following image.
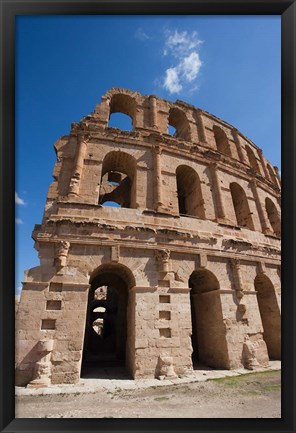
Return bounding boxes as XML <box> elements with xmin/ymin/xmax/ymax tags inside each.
<box><xmin>81</xmin><ymin>263</ymin><xmax>136</xmax><ymax>377</ymax></box>
<box><xmin>254</xmin><ymin>273</ymin><xmax>281</xmax><ymax>359</ymax></box>
<box><xmin>189</xmin><ymin>269</ymin><xmax>229</xmax><ymax>369</ymax></box>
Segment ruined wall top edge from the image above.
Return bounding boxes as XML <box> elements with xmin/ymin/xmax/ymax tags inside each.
<box><xmin>56</xmin><ymin>88</ymin><xmax>280</xmax><ymax>191</ymax></box>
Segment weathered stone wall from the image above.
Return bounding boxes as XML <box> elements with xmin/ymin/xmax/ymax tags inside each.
<box><xmin>16</xmin><ymin>88</ymin><xmax>281</xmax><ymax>386</ymax></box>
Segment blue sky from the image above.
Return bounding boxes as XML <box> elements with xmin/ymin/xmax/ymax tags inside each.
<box><xmin>15</xmin><ymin>15</ymin><xmax>281</xmax><ymax>294</ymax></box>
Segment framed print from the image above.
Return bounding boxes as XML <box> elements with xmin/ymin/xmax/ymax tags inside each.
<box><xmin>1</xmin><ymin>1</ymin><xmax>295</xmax><ymax>432</ymax></box>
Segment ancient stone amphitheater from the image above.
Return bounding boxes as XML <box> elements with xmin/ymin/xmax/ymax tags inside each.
<box><xmin>16</xmin><ymin>88</ymin><xmax>281</xmax><ymax>387</ymax></box>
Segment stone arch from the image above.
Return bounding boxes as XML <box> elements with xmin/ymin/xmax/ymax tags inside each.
<box><xmin>98</xmin><ymin>151</ymin><xmax>137</xmax><ymax>208</ymax></box>
<box><xmin>245</xmin><ymin>145</ymin><xmax>259</xmax><ymax>172</ymax></box>
<box><xmin>254</xmin><ymin>273</ymin><xmax>281</xmax><ymax>359</ymax></box>
<box><xmin>267</xmin><ymin>163</ymin><xmax>278</xmax><ymax>185</ymax></box>
<box><xmin>213</xmin><ymin>125</ymin><xmax>231</xmax><ymax>157</ymax></box>
<box><xmin>81</xmin><ymin>263</ymin><xmax>136</xmax><ymax>377</ymax></box>
<box><xmin>168</xmin><ymin>107</ymin><xmax>191</xmax><ymax>141</ymax></box>
<box><xmin>265</xmin><ymin>197</ymin><xmax>281</xmax><ymax>236</ymax></box>
<box><xmin>230</xmin><ymin>182</ymin><xmax>255</xmax><ymax>230</ymax></box>
<box><xmin>189</xmin><ymin>269</ymin><xmax>229</xmax><ymax>369</ymax></box>
<box><xmin>176</xmin><ymin>165</ymin><xmax>205</xmax><ymax>218</ymax></box>
<box><xmin>108</xmin><ymin>93</ymin><xmax>137</xmax><ymax>130</ymax></box>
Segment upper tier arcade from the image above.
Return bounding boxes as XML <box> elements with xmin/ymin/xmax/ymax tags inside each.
<box><xmin>44</xmin><ymin>87</ymin><xmax>281</xmax><ymax>241</ymax></box>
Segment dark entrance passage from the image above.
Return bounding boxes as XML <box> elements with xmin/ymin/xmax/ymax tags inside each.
<box><xmin>255</xmin><ymin>273</ymin><xmax>281</xmax><ymax>360</ymax></box>
<box><xmin>81</xmin><ymin>264</ymin><xmax>135</xmax><ymax>378</ymax></box>
<box><xmin>189</xmin><ymin>269</ymin><xmax>229</xmax><ymax>369</ymax></box>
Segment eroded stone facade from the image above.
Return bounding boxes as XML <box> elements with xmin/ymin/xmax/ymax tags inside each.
<box><xmin>16</xmin><ymin>88</ymin><xmax>281</xmax><ymax>386</ymax></box>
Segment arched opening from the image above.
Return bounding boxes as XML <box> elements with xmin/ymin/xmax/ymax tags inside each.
<box><xmin>245</xmin><ymin>146</ymin><xmax>259</xmax><ymax>172</ymax></box>
<box><xmin>254</xmin><ymin>273</ymin><xmax>281</xmax><ymax>359</ymax></box>
<box><xmin>213</xmin><ymin>125</ymin><xmax>231</xmax><ymax>157</ymax></box>
<box><xmin>267</xmin><ymin>164</ymin><xmax>278</xmax><ymax>185</ymax></box>
<box><xmin>265</xmin><ymin>197</ymin><xmax>281</xmax><ymax>236</ymax></box>
<box><xmin>230</xmin><ymin>182</ymin><xmax>255</xmax><ymax>230</ymax></box>
<box><xmin>108</xmin><ymin>112</ymin><xmax>133</xmax><ymax>131</ymax></box>
<box><xmin>168</xmin><ymin>107</ymin><xmax>191</xmax><ymax>141</ymax></box>
<box><xmin>81</xmin><ymin>263</ymin><xmax>136</xmax><ymax>378</ymax></box>
<box><xmin>98</xmin><ymin>151</ymin><xmax>137</xmax><ymax>209</ymax></box>
<box><xmin>176</xmin><ymin>165</ymin><xmax>205</xmax><ymax>218</ymax></box>
<box><xmin>189</xmin><ymin>269</ymin><xmax>229</xmax><ymax>369</ymax></box>
<box><xmin>108</xmin><ymin>93</ymin><xmax>136</xmax><ymax>131</ymax></box>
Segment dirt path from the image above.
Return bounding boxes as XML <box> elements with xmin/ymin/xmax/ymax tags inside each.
<box><xmin>16</xmin><ymin>370</ymin><xmax>280</xmax><ymax>418</ymax></box>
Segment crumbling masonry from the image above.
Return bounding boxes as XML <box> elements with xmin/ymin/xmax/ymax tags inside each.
<box><xmin>16</xmin><ymin>88</ymin><xmax>281</xmax><ymax>386</ymax></box>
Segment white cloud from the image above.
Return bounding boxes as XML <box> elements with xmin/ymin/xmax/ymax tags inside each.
<box><xmin>163</xmin><ymin>52</ymin><xmax>203</xmax><ymax>94</ymax></box>
<box><xmin>164</xmin><ymin>30</ymin><xmax>203</xmax><ymax>57</ymax></box>
<box><xmin>134</xmin><ymin>28</ymin><xmax>150</xmax><ymax>41</ymax></box>
<box><xmin>164</xmin><ymin>67</ymin><xmax>182</xmax><ymax>93</ymax></box>
<box><xmin>161</xmin><ymin>29</ymin><xmax>203</xmax><ymax>95</ymax></box>
<box><xmin>181</xmin><ymin>52</ymin><xmax>202</xmax><ymax>82</ymax></box>
<box><xmin>15</xmin><ymin>192</ymin><xmax>25</xmax><ymax>205</ymax></box>
<box><xmin>15</xmin><ymin>218</ymin><xmax>24</xmax><ymax>225</ymax></box>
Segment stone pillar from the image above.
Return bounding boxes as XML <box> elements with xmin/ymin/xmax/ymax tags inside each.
<box><xmin>156</xmin><ymin>356</ymin><xmax>178</xmax><ymax>380</ymax></box>
<box><xmin>230</xmin><ymin>258</ymin><xmax>244</xmax><ymax>300</ymax></box>
<box><xmin>232</xmin><ymin>128</ymin><xmax>246</xmax><ymax>163</ymax></box>
<box><xmin>250</xmin><ymin>180</ymin><xmax>271</xmax><ymax>234</ymax></box>
<box><xmin>196</xmin><ymin>109</ymin><xmax>206</xmax><ymax>143</ymax></box>
<box><xmin>155</xmin><ymin>249</ymin><xmax>171</xmax><ymax>274</ymax></box>
<box><xmin>68</xmin><ymin>136</ymin><xmax>88</xmax><ymax>196</ymax></box>
<box><xmin>153</xmin><ymin>145</ymin><xmax>164</xmax><ymax>211</ymax></box>
<box><xmin>209</xmin><ymin>163</ymin><xmax>226</xmax><ymax>221</ymax></box>
<box><xmin>257</xmin><ymin>149</ymin><xmax>270</xmax><ymax>179</ymax></box>
<box><xmin>54</xmin><ymin>241</ymin><xmax>70</xmax><ymax>269</ymax></box>
<box><xmin>28</xmin><ymin>339</ymin><xmax>54</xmax><ymax>388</ymax></box>
<box><xmin>274</xmin><ymin>166</ymin><xmax>281</xmax><ymax>188</ymax></box>
<box><xmin>149</xmin><ymin>95</ymin><xmax>158</xmax><ymax>128</ymax></box>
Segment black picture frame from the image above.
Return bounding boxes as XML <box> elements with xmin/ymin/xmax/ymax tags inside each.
<box><xmin>1</xmin><ymin>1</ymin><xmax>295</xmax><ymax>432</ymax></box>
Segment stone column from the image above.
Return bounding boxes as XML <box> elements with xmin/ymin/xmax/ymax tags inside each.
<box><xmin>257</xmin><ymin>149</ymin><xmax>270</xmax><ymax>179</ymax></box>
<box><xmin>149</xmin><ymin>95</ymin><xmax>158</xmax><ymax>129</ymax></box>
<box><xmin>54</xmin><ymin>241</ymin><xmax>70</xmax><ymax>269</ymax></box>
<box><xmin>153</xmin><ymin>145</ymin><xmax>164</xmax><ymax>211</ymax></box>
<box><xmin>230</xmin><ymin>258</ymin><xmax>244</xmax><ymax>300</ymax></box>
<box><xmin>196</xmin><ymin>109</ymin><xmax>206</xmax><ymax>143</ymax></box>
<box><xmin>209</xmin><ymin>163</ymin><xmax>226</xmax><ymax>221</ymax></box>
<box><xmin>28</xmin><ymin>339</ymin><xmax>54</xmax><ymax>388</ymax></box>
<box><xmin>232</xmin><ymin>128</ymin><xmax>246</xmax><ymax>163</ymax></box>
<box><xmin>68</xmin><ymin>136</ymin><xmax>88</xmax><ymax>196</ymax></box>
<box><xmin>156</xmin><ymin>249</ymin><xmax>171</xmax><ymax>274</ymax></box>
<box><xmin>274</xmin><ymin>166</ymin><xmax>281</xmax><ymax>188</ymax></box>
<box><xmin>250</xmin><ymin>180</ymin><xmax>271</xmax><ymax>234</ymax></box>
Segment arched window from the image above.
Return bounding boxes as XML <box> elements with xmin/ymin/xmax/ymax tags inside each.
<box><xmin>108</xmin><ymin>93</ymin><xmax>136</xmax><ymax>131</ymax></box>
<box><xmin>213</xmin><ymin>125</ymin><xmax>231</xmax><ymax>157</ymax></box>
<box><xmin>265</xmin><ymin>197</ymin><xmax>281</xmax><ymax>236</ymax></box>
<box><xmin>168</xmin><ymin>107</ymin><xmax>191</xmax><ymax>141</ymax></box>
<box><xmin>267</xmin><ymin>164</ymin><xmax>278</xmax><ymax>185</ymax></box>
<box><xmin>245</xmin><ymin>146</ymin><xmax>259</xmax><ymax>172</ymax></box>
<box><xmin>99</xmin><ymin>151</ymin><xmax>137</xmax><ymax>209</ymax></box>
<box><xmin>176</xmin><ymin>165</ymin><xmax>205</xmax><ymax>218</ymax></box>
<box><xmin>230</xmin><ymin>182</ymin><xmax>254</xmax><ymax>230</ymax></box>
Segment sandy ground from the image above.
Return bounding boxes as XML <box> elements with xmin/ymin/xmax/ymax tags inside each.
<box><xmin>16</xmin><ymin>365</ymin><xmax>281</xmax><ymax>418</ymax></box>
